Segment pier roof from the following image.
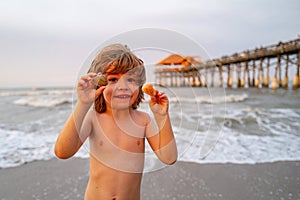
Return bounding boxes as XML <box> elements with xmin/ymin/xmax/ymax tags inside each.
<box><xmin>156</xmin><ymin>54</ymin><xmax>201</xmax><ymax>67</ymax></box>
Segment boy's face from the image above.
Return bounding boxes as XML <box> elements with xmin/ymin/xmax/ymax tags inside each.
<box><xmin>103</xmin><ymin>73</ymin><xmax>140</xmax><ymax>110</ymax></box>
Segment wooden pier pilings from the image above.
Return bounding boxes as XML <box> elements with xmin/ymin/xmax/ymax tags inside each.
<box><xmin>154</xmin><ymin>38</ymin><xmax>300</xmax><ymax>89</ymax></box>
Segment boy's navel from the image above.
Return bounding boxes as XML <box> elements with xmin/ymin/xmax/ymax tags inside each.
<box><xmin>99</xmin><ymin>140</ymin><xmax>103</xmax><ymax>146</ymax></box>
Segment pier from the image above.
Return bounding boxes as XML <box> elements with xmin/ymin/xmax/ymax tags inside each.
<box><xmin>154</xmin><ymin>37</ymin><xmax>300</xmax><ymax>89</ymax></box>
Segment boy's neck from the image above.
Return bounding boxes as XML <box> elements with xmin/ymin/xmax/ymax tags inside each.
<box><xmin>106</xmin><ymin>106</ymin><xmax>133</xmax><ymax>120</ymax></box>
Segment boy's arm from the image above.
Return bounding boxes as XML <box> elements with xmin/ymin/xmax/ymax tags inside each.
<box><xmin>146</xmin><ymin>92</ymin><xmax>178</xmax><ymax>165</ymax></box>
<box><xmin>54</xmin><ymin>73</ymin><xmax>105</xmax><ymax>159</ymax></box>
<box><xmin>54</xmin><ymin>102</ymin><xmax>91</xmax><ymax>159</ymax></box>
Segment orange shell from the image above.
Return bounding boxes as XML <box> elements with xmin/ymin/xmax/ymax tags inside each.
<box><xmin>142</xmin><ymin>84</ymin><xmax>156</xmax><ymax>96</ymax></box>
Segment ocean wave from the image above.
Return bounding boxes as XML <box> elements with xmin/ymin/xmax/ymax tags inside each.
<box><xmin>13</xmin><ymin>97</ymin><xmax>73</xmax><ymax>107</ymax></box>
<box><xmin>1</xmin><ymin>87</ymin><xmax>300</xmax><ymax>169</ymax></box>
<box><xmin>0</xmin><ymin>113</ymin><xmax>299</xmax><ymax>169</ymax></box>
<box><xmin>0</xmin><ymin>128</ymin><xmax>56</xmax><ymax>169</ymax></box>
<box><xmin>0</xmin><ymin>89</ymin><xmax>74</xmax><ymax>97</ymax></box>
<box><xmin>179</xmin><ymin>126</ymin><xmax>300</xmax><ymax>164</ymax></box>
<box><xmin>168</xmin><ymin>93</ymin><xmax>248</xmax><ymax>104</ymax></box>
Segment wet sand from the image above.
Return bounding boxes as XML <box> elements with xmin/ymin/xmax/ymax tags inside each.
<box><xmin>0</xmin><ymin>158</ymin><xmax>299</xmax><ymax>200</ymax></box>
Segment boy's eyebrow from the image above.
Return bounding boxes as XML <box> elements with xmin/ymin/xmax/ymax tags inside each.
<box><xmin>106</xmin><ymin>73</ymin><xmax>119</xmax><ymax>76</ymax></box>
<box><xmin>107</xmin><ymin>72</ymin><xmax>137</xmax><ymax>76</ymax></box>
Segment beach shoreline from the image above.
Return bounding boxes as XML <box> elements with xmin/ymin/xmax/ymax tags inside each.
<box><xmin>0</xmin><ymin>158</ymin><xmax>299</xmax><ymax>200</ymax></box>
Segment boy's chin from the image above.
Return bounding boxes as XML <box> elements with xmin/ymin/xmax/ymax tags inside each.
<box><xmin>111</xmin><ymin>103</ymin><xmax>133</xmax><ymax>110</ymax></box>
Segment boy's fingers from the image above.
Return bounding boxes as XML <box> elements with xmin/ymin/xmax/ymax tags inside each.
<box><xmin>78</xmin><ymin>79</ymin><xmax>85</xmax><ymax>85</ymax></box>
<box><xmin>78</xmin><ymin>79</ymin><xmax>88</xmax><ymax>88</ymax></box>
<box><xmin>81</xmin><ymin>73</ymin><xmax>97</xmax><ymax>81</ymax></box>
<box><xmin>95</xmin><ymin>86</ymin><xmax>106</xmax><ymax>98</ymax></box>
<box><xmin>88</xmin><ymin>72</ymin><xmax>97</xmax><ymax>76</ymax></box>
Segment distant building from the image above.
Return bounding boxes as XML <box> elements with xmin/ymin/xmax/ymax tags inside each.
<box><xmin>156</xmin><ymin>54</ymin><xmax>201</xmax><ymax>67</ymax></box>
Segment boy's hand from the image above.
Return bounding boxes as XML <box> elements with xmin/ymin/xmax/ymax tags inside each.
<box><xmin>77</xmin><ymin>73</ymin><xmax>106</xmax><ymax>105</ymax></box>
<box><xmin>149</xmin><ymin>91</ymin><xmax>169</xmax><ymax>116</ymax></box>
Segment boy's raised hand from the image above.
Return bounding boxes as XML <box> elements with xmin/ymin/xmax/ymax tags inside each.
<box><xmin>77</xmin><ymin>73</ymin><xmax>106</xmax><ymax>105</ymax></box>
<box><xmin>149</xmin><ymin>91</ymin><xmax>169</xmax><ymax>116</ymax></box>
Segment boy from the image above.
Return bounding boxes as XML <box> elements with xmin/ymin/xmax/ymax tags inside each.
<box><xmin>54</xmin><ymin>44</ymin><xmax>177</xmax><ymax>199</ymax></box>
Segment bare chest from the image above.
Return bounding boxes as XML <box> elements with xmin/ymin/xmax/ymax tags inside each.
<box><xmin>93</xmin><ymin>116</ymin><xmax>145</xmax><ymax>149</ymax></box>
<box><xmin>89</xmin><ymin>118</ymin><xmax>146</xmax><ymax>173</ymax></box>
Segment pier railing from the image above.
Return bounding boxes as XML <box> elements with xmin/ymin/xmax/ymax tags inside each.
<box><xmin>154</xmin><ymin>37</ymin><xmax>300</xmax><ymax>89</ymax></box>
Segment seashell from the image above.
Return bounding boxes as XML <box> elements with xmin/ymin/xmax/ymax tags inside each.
<box><xmin>92</xmin><ymin>74</ymin><xmax>108</xmax><ymax>87</ymax></box>
<box><xmin>142</xmin><ymin>84</ymin><xmax>156</xmax><ymax>96</ymax></box>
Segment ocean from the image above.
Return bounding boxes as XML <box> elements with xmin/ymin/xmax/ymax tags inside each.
<box><xmin>0</xmin><ymin>86</ymin><xmax>300</xmax><ymax>171</ymax></box>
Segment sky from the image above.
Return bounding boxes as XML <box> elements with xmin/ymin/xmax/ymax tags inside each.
<box><xmin>0</xmin><ymin>0</ymin><xmax>299</xmax><ymax>88</ymax></box>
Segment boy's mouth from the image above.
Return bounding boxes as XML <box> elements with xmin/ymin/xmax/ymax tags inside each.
<box><xmin>114</xmin><ymin>94</ymin><xmax>131</xmax><ymax>99</ymax></box>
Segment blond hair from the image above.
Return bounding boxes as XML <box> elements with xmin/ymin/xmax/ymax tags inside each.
<box><xmin>88</xmin><ymin>44</ymin><xmax>146</xmax><ymax>113</ymax></box>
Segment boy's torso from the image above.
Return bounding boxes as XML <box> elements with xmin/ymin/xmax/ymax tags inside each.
<box><xmin>85</xmin><ymin>110</ymin><xmax>148</xmax><ymax>199</ymax></box>
<box><xmin>85</xmin><ymin>155</ymin><xmax>142</xmax><ymax>200</ymax></box>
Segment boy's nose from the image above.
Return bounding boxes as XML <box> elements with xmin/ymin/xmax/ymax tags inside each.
<box><xmin>116</xmin><ymin>77</ymin><xmax>128</xmax><ymax>90</ymax></box>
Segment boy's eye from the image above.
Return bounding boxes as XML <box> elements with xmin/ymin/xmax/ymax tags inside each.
<box><xmin>108</xmin><ymin>78</ymin><xmax>118</xmax><ymax>83</ymax></box>
<box><xmin>127</xmin><ymin>78</ymin><xmax>136</xmax><ymax>83</ymax></box>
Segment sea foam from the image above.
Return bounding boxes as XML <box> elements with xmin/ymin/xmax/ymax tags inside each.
<box><xmin>13</xmin><ymin>97</ymin><xmax>73</xmax><ymax>107</ymax></box>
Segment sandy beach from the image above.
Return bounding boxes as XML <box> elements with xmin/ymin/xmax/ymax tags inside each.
<box><xmin>0</xmin><ymin>158</ymin><xmax>299</xmax><ymax>200</ymax></box>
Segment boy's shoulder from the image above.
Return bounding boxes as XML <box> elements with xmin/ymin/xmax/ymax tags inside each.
<box><xmin>87</xmin><ymin>109</ymin><xmax>97</xmax><ymax>116</ymax></box>
<box><xmin>134</xmin><ymin>110</ymin><xmax>150</xmax><ymax>117</ymax></box>
<box><xmin>132</xmin><ymin>110</ymin><xmax>152</xmax><ymax>125</ymax></box>
<box><xmin>86</xmin><ymin>109</ymin><xmax>102</xmax><ymax>120</ymax></box>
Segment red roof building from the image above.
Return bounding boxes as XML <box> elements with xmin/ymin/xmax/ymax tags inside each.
<box><xmin>156</xmin><ymin>54</ymin><xmax>201</xmax><ymax>67</ymax></box>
